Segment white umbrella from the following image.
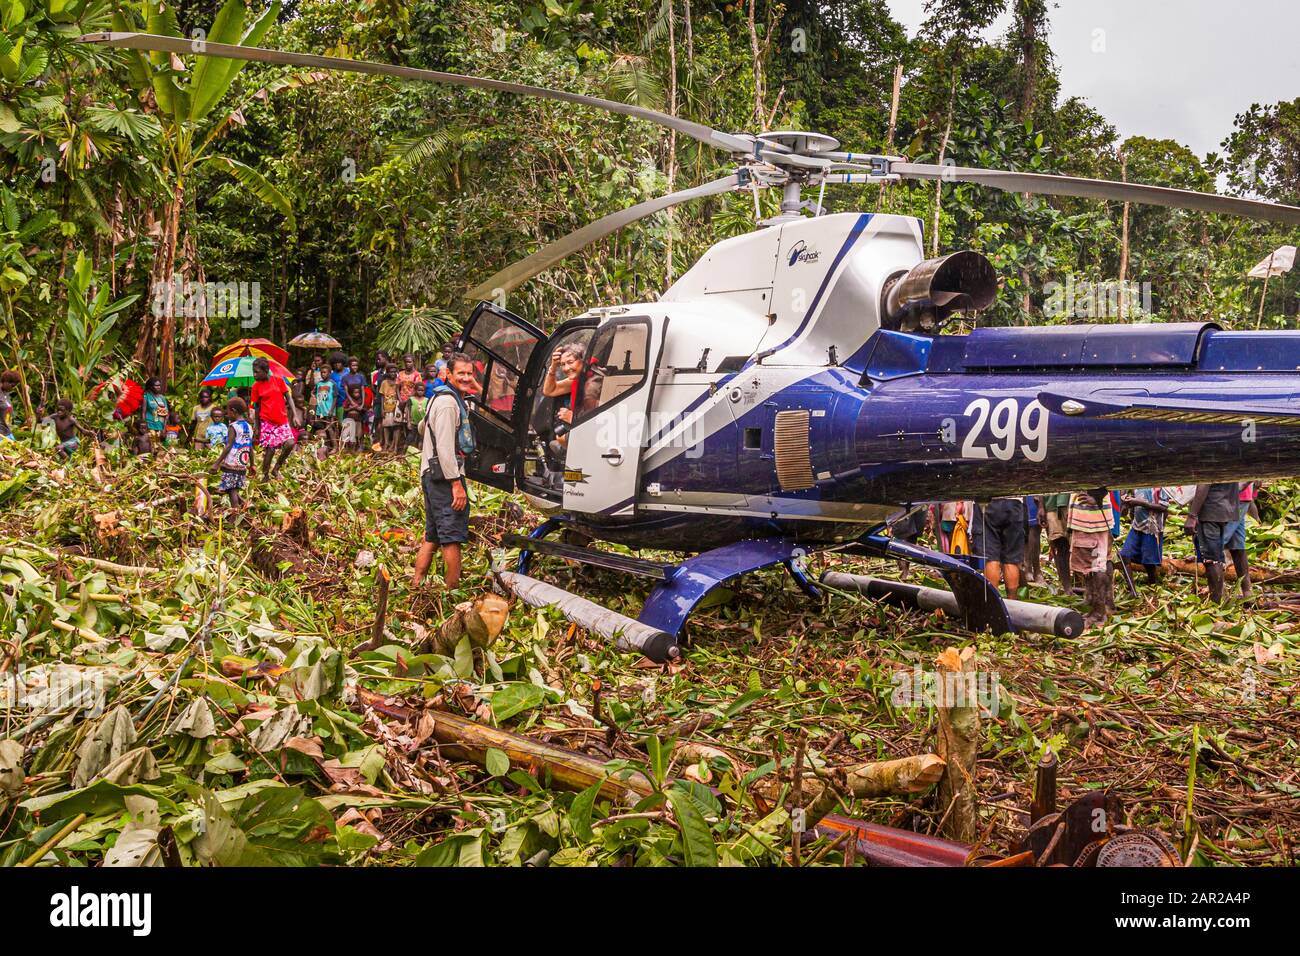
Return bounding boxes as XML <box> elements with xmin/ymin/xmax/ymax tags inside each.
<box><xmin>1250</xmin><ymin>245</ymin><xmax>1296</xmax><ymax>328</ymax></box>
<box><xmin>1248</xmin><ymin>245</ymin><xmax>1296</xmax><ymax>278</ymax></box>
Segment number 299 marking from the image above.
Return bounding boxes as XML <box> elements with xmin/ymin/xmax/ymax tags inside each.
<box><xmin>958</xmin><ymin>398</ymin><xmax>1048</xmax><ymax>462</ymax></box>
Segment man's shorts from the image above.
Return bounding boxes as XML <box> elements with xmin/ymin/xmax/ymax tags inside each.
<box><xmin>1120</xmin><ymin>528</ymin><xmax>1162</xmax><ymax>567</ymax></box>
<box><xmin>1044</xmin><ymin>509</ymin><xmax>1068</xmax><ymax>541</ymax></box>
<box><xmin>1196</xmin><ymin>521</ymin><xmax>1228</xmax><ymax>561</ymax></box>
<box><xmin>1070</xmin><ymin>530</ymin><xmax>1110</xmax><ymax>574</ymax></box>
<box><xmin>1223</xmin><ymin>501</ymin><xmax>1249</xmax><ymax>551</ymax></box>
<box><xmin>422</xmin><ymin>471</ymin><xmax>469</xmax><ymax>545</ymax></box>
<box><xmin>980</xmin><ymin>498</ymin><xmax>1026</xmax><ymax>565</ymax></box>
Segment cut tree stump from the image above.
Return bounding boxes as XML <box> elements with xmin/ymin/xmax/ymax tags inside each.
<box><xmin>934</xmin><ymin>646</ymin><xmax>980</xmax><ymax>843</ymax></box>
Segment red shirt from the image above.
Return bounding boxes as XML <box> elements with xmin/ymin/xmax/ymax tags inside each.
<box><xmin>251</xmin><ymin>377</ymin><xmax>289</xmax><ymax>425</ymax></box>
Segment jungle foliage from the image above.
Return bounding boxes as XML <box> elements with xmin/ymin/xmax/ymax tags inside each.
<box><xmin>1</xmin><ymin>0</ymin><xmax>1298</xmax><ymax>401</ymax></box>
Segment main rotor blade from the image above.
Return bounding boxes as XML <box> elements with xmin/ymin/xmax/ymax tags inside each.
<box><xmin>79</xmin><ymin>32</ymin><xmax>760</xmax><ymax>157</ymax></box>
<box><xmin>466</xmin><ymin>173</ymin><xmax>741</xmax><ymax>300</ymax></box>
<box><xmin>892</xmin><ymin>163</ymin><xmax>1300</xmax><ymax>225</ymax></box>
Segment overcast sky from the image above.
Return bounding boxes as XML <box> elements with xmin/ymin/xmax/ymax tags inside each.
<box><xmin>883</xmin><ymin>0</ymin><xmax>1300</xmax><ymax>160</ymax></box>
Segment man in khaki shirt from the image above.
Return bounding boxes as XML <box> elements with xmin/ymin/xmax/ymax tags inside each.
<box><xmin>413</xmin><ymin>355</ymin><xmax>478</xmax><ymax>589</ymax></box>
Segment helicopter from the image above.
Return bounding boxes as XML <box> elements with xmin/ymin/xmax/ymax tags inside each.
<box><xmin>83</xmin><ymin>31</ymin><xmax>1300</xmax><ymax>663</ymax></box>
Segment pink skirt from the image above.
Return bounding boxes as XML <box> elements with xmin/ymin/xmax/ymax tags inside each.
<box><xmin>258</xmin><ymin>421</ymin><xmax>296</xmax><ymax>449</ymax></box>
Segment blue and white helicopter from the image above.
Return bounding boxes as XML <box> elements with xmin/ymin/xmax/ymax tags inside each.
<box><xmin>86</xmin><ymin>32</ymin><xmax>1300</xmax><ymax>662</ymax></box>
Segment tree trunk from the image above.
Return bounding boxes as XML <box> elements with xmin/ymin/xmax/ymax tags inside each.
<box><xmin>158</xmin><ymin>187</ymin><xmax>184</xmax><ymax>386</ymax></box>
<box><xmin>1016</xmin><ymin>0</ymin><xmax>1040</xmax><ymax>121</ymax></box>
<box><xmin>683</xmin><ymin>0</ymin><xmax>694</xmax><ymax>67</ymax></box>
<box><xmin>665</xmin><ymin>0</ymin><xmax>678</xmax><ymax>283</ymax></box>
<box><xmin>747</xmin><ymin>0</ymin><xmax>765</xmax><ymax>128</ymax></box>
<box><xmin>931</xmin><ymin>70</ymin><xmax>958</xmax><ymax>257</ymax></box>
<box><xmin>1119</xmin><ymin>150</ymin><xmax>1130</xmax><ymax>321</ymax></box>
<box><xmin>356</xmin><ymin>688</ymin><xmax>653</xmax><ymax>803</ymax></box>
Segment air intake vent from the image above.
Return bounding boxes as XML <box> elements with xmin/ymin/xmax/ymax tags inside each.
<box><xmin>774</xmin><ymin>410</ymin><xmax>815</xmax><ymax>491</ymax></box>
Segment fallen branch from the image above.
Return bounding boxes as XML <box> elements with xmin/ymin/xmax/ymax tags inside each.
<box><xmin>349</xmin><ymin>565</ymin><xmax>391</xmax><ymax>658</ymax></box>
<box><xmin>355</xmin><ymin>688</ymin><xmax>652</xmax><ymax>803</ymax></box>
<box><xmin>0</xmin><ymin>544</ymin><xmax>158</xmax><ymax>577</ymax></box>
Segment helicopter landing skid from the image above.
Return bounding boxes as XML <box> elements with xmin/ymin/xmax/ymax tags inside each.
<box><xmin>511</xmin><ymin>525</ymin><xmax>823</xmax><ymax>644</ymax></box>
<box><xmin>842</xmin><ymin>533</ymin><xmax>1015</xmax><ymax>635</ymax></box>
<box><xmin>637</xmin><ymin>537</ymin><xmax>822</xmax><ymax>638</ymax></box>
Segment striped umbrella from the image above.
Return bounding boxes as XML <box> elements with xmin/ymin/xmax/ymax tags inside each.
<box><xmin>289</xmin><ymin>331</ymin><xmax>343</xmax><ymax>350</ymax></box>
<box><xmin>213</xmin><ymin>337</ymin><xmax>290</xmax><ymax>367</ymax></box>
<box><xmin>202</xmin><ymin>355</ymin><xmax>295</xmax><ymax>389</ymax></box>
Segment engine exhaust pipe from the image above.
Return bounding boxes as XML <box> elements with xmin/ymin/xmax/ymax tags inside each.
<box><xmin>882</xmin><ymin>251</ymin><xmax>997</xmax><ymax>332</ymax></box>
<box><xmin>821</xmin><ymin>571</ymin><xmax>1084</xmax><ymax>638</ymax></box>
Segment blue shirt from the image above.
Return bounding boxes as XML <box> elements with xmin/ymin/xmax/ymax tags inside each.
<box><xmin>341</xmin><ymin>371</ymin><xmax>367</xmax><ymax>396</ymax></box>
<box><xmin>205</xmin><ymin>421</ymin><xmax>229</xmax><ymax>447</ymax></box>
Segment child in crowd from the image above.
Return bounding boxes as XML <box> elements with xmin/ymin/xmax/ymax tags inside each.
<box><xmin>343</xmin><ymin>356</ymin><xmax>367</xmax><ymax>395</ymax></box>
<box><xmin>378</xmin><ymin>367</ymin><xmax>400</xmax><ymax>453</ymax></box>
<box><xmin>1069</xmin><ymin>488</ymin><xmax>1114</xmax><ymax>627</ymax></box>
<box><xmin>312</xmin><ymin>370</ymin><xmax>338</xmax><ymax>452</ymax></box>
<box><xmin>190</xmin><ymin>387</ymin><xmax>216</xmax><ymax>448</ymax></box>
<box><xmin>162</xmin><ymin>408</ymin><xmax>183</xmax><ymax>447</ymax></box>
<box><xmin>205</xmin><ymin>405</ymin><xmax>229</xmax><ymax>450</ymax></box>
<box><xmin>369</xmin><ymin>356</ymin><xmax>389</xmax><ymax>447</ymax></box>
<box><xmin>52</xmin><ymin>399</ymin><xmax>93</xmax><ymax>460</ymax></box>
<box><xmin>141</xmin><ymin>377</ymin><xmax>168</xmax><ymax>449</ymax></box>
<box><xmin>0</xmin><ymin>369</ymin><xmax>20</xmax><ymax>440</ymax></box>
<box><xmin>214</xmin><ymin>397</ymin><xmax>253</xmax><ymax>508</ymax></box>
<box><xmin>250</xmin><ymin>356</ymin><xmax>299</xmax><ymax>480</ymax></box>
<box><xmin>132</xmin><ymin>419</ymin><xmax>154</xmax><ymax>457</ymax></box>
<box><xmin>1120</xmin><ymin>488</ymin><xmax>1168</xmax><ymax>585</ymax></box>
<box><xmin>341</xmin><ymin>384</ymin><xmax>365</xmax><ymax>452</ymax></box>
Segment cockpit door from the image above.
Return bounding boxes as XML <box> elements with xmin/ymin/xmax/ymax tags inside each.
<box><xmin>453</xmin><ymin>302</ymin><xmax>545</xmax><ymax>491</ymax></box>
<box><xmin>562</xmin><ymin>315</ymin><xmax>666</xmax><ymax>516</ymax></box>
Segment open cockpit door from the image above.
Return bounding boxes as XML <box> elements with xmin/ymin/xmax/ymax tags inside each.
<box><xmin>453</xmin><ymin>302</ymin><xmax>545</xmax><ymax>491</ymax></box>
<box><xmin>563</xmin><ymin>315</ymin><xmax>667</xmax><ymax>516</ymax></box>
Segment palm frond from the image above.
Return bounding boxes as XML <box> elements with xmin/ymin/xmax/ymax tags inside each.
<box><xmin>604</xmin><ymin>55</ymin><xmax>665</xmax><ymax>111</ymax></box>
<box><xmin>385</xmin><ymin>125</ymin><xmax>464</xmax><ymax>170</ymax></box>
<box><xmin>376</xmin><ymin>307</ymin><xmax>462</xmax><ymax>356</ymax></box>
<box><xmin>206</xmin><ymin>154</ymin><xmax>295</xmax><ymax>229</ymax></box>
<box><xmin>642</xmin><ymin>0</ymin><xmax>673</xmax><ymax>51</ymax></box>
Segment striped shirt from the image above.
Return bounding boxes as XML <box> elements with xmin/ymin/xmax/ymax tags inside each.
<box><xmin>1068</xmin><ymin>492</ymin><xmax>1112</xmax><ymax>534</ymax></box>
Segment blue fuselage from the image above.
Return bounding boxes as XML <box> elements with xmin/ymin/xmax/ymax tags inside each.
<box><xmin>567</xmin><ymin>322</ymin><xmax>1300</xmax><ymax>551</ymax></box>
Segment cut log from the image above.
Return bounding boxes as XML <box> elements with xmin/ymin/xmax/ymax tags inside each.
<box><xmin>758</xmin><ymin>753</ymin><xmax>945</xmax><ymax>811</ymax></box>
<box><xmin>425</xmin><ymin>593</ymin><xmax>510</xmax><ymax>656</ymax></box>
<box><xmin>356</xmin><ymin>689</ymin><xmax>972</xmax><ymax>865</ymax></box>
<box><xmin>356</xmin><ymin>688</ymin><xmax>652</xmax><ymax>803</ymax></box>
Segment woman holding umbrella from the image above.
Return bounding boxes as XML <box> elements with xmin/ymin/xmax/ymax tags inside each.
<box><xmin>250</xmin><ymin>356</ymin><xmax>300</xmax><ymax>481</ymax></box>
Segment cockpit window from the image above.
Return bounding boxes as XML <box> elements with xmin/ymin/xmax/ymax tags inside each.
<box><xmin>572</xmin><ymin>319</ymin><xmax>650</xmax><ymax>424</ymax></box>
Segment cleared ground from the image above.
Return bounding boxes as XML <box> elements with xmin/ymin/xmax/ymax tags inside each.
<box><xmin>1</xmin><ymin>441</ymin><xmax>1295</xmax><ymax>866</ymax></box>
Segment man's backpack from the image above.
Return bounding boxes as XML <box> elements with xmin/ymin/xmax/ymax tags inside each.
<box><xmin>427</xmin><ymin>383</ymin><xmax>476</xmax><ymax>458</ymax></box>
